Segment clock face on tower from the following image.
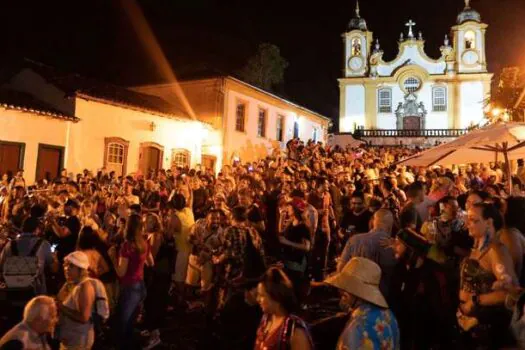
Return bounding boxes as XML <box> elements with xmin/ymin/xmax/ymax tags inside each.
<box><xmin>462</xmin><ymin>50</ymin><xmax>479</xmax><ymax>66</ymax></box>
<box><xmin>348</xmin><ymin>56</ymin><xmax>364</xmax><ymax>72</ymax></box>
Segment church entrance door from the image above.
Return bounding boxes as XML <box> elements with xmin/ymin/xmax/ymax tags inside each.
<box><xmin>403</xmin><ymin>116</ymin><xmax>421</xmax><ymax>130</ymax></box>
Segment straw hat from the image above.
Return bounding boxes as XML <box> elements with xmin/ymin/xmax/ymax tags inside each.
<box><xmin>325</xmin><ymin>257</ymin><xmax>388</xmax><ymax>308</ymax></box>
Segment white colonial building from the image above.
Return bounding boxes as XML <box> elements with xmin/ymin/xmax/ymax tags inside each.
<box><xmin>135</xmin><ymin>76</ymin><xmax>330</xmax><ymax>164</ymax></box>
<box><xmin>0</xmin><ymin>61</ymin><xmax>330</xmax><ymax>184</ymax></box>
<box><xmin>339</xmin><ymin>0</ymin><xmax>492</xmax><ymax>145</ymax></box>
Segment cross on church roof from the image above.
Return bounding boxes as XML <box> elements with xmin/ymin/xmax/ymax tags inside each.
<box><xmin>405</xmin><ymin>19</ymin><xmax>416</xmax><ymax>38</ymax></box>
<box><xmin>465</xmin><ymin>0</ymin><xmax>471</xmax><ymax>8</ymax></box>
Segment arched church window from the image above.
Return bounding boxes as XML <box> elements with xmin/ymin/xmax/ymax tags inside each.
<box><xmin>403</xmin><ymin>77</ymin><xmax>421</xmax><ymax>93</ymax></box>
<box><xmin>465</xmin><ymin>31</ymin><xmax>476</xmax><ymax>50</ymax></box>
<box><xmin>432</xmin><ymin>86</ymin><xmax>447</xmax><ymax>112</ymax></box>
<box><xmin>351</xmin><ymin>38</ymin><xmax>361</xmax><ymax>56</ymax></box>
<box><xmin>378</xmin><ymin>88</ymin><xmax>392</xmax><ymax>113</ymax></box>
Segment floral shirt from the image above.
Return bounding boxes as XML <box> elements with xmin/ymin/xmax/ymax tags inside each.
<box><xmin>337</xmin><ymin>303</ymin><xmax>400</xmax><ymax>350</ymax></box>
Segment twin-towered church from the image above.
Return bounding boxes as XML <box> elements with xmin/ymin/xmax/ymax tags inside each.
<box><xmin>339</xmin><ymin>0</ymin><xmax>492</xmax><ymax>144</ymax></box>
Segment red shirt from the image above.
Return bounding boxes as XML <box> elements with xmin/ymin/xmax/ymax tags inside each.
<box><xmin>118</xmin><ymin>241</ymin><xmax>149</xmax><ymax>286</ymax></box>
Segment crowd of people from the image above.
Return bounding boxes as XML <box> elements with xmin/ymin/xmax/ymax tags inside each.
<box><xmin>1</xmin><ymin>137</ymin><xmax>525</xmax><ymax>349</ymax></box>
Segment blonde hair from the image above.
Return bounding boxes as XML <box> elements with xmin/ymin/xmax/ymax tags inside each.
<box><xmin>23</xmin><ymin>296</ymin><xmax>54</xmax><ymax>322</ymax></box>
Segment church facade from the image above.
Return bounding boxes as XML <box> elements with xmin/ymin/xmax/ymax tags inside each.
<box><xmin>339</xmin><ymin>1</ymin><xmax>492</xmax><ymax>141</ymax></box>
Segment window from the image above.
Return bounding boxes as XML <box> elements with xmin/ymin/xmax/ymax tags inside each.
<box><xmin>465</xmin><ymin>31</ymin><xmax>476</xmax><ymax>50</ymax></box>
<box><xmin>378</xmin><ymin>88</ymin><xmax>392</xmax><ymax>113</ymax></box>
<box><xmin>107</xmin><ymin>143</ymin><xmax>124</xmax><ymax>165</ymax></box>
<box><xmin>235</xmin><ymin>102</ymin><xmax>246</xmax><ymax>132</ymax></box>
<box><xmin>171</xmin><ymin>149</ymin><xmax>190</xmax><ymax>169</ymax></box>
<box><xmin>312</xmin><ymin>128</ymin><xmax>318</xmax><ymax>143</ymax></box>
<box><xmin>293</xmin><ymin>121</ymin><xmax>300</xmax><ymax>138</ymax></box>
<box><xmin>403</xmin><ymin>77</ymin><xmax>421</xmax><ymax>93</ymax></box>
<box><xmin>276</xmin><ymin>115</ymin><xmax>284</xmax><ymax>142</ymax></box>
<box><xmin>257</xmin><ymin>108</ymin><xmax>267</xmax><ymax>137</ymax></box>
<box><xmin>432</xmin><ymin>86</ymin><xmax>447</xmax><ymax>112</ymax></box>
<box><xmin>103</xmin><ymin>137</ymin><xmax>129</xmax><ymax>177</ymax></box>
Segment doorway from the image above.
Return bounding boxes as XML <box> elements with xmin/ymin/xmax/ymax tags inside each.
<box><xmin>139</xmin><ymin>142</ymin><xmax>164</xmax><ymax>176</ymax></box>
<box><xmin>201</xmin><ymin>155</ymin><xmax>216</xmax><ymax>172</ymax></box>
<box><xmin>0</xmin><ymin>141</ymin><xmax>25</xmax><ymax>177</ymax></box>
<box><xmin>36</xmin><ymin>144</ymin><xmax>64</xmax><ymax>181</ymax></box>
<box><xmin>403</xmin><ymin>116</ymin><xmax>421</xmax><ymax>130</ymax></box>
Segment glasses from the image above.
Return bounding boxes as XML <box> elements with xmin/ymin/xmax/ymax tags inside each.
<box><xmin>350</xmin><ymin>201</ymin><xmax>363</xmax><ymax>206</ymax></box>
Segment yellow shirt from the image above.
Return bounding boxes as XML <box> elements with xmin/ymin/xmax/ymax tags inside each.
<box><xmin>174</xmin><ymin>207</ymin><xmax>195</xmax><ymax>253</ymax></box>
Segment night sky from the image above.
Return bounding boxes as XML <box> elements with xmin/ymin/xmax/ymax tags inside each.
<box><xmin>1</xmin><ymin>0</ymin><xmax>524</xmax><ymax>124</ymax></box>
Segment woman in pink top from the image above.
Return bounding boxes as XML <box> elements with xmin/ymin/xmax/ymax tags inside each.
<box><xmin>111</xmin><ymin>214</ymin><xmax>153</xmax><ymax>349</ymax></box>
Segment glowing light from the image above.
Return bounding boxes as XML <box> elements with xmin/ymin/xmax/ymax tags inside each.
<box><xmin>120</xmin><ymin>0</ymin><xmax>197</xmax><ymax>120</ymax></box>
<box><xmin>491</xmin><ymin>108</ymin><xmax>502</xmax><ymax>117</ymax></box>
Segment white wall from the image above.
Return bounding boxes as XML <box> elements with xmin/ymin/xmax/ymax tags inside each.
<box><xmin>0</xmin><ymin>108</ymin><xmax>70</xmax><ymax>184</ymax></box>
<box><xmin>68</xmin><ymin>98</ymin><xmax>211</xmax><ymax>175</ymax></box>
<box><xmin>459</xmin><ymin>81</ymin><xmax>485</xmax><ymax>128</ymax></box>
<box><xmin>376</xmin><ymin>43</ymin><xmax>446</xmax><ymax>76</ymax></box>
<box><xmin>224</xmin><ymin>89</ymin><xmax>327</xmax><ymax>163</ymax></box>
<box><xmin>341</xmin><ymin>84</ymin><xmax>365</xmax><ymax>132</ymax></box>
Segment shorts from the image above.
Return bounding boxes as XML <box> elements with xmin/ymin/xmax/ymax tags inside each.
<box><xmin>173</xmin><ymin>251</ymin><xmax>190</xmax><ymax>283</ymax></box>
<box><xmin>185</xmin><ymin>254</ymin><xmax>213</xmax><ymax>291</ymax></box>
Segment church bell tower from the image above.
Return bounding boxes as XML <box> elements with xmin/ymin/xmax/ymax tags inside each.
<box><xmin>342</xmin><ymin>1</ymin><xmax>373</xmax><ymax>77</ymax></box>
<box><xmin>452</xmin><ymin>0</ymin><xmax>488</xmax><ymax>73</ymax></box>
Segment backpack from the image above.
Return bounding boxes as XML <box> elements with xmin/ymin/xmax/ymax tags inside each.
<box><xmin>86</xmin><ymin>278</ymin><xmax>110</xmax><ymax>321</ymax></box>
<box><xmin>2</xmin><ymin>239</ymin><xmax>43</xmax><ymax>291</ymax></box>
<box><xmin>85</xmin><ymin>278</ymin><xmax>110</xmax><ymax>340</ymax></box>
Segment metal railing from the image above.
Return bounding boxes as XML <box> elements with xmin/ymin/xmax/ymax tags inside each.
<box><xmin>352</xmin><ymin>128</ymin><xmax>468</xmax><ymax>138</ymax></box>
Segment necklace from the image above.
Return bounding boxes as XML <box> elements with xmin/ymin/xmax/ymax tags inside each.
<box><xmin>262</xmin><ymin>316</ymin><xmax>274</xmax><ymax>340</ymax></box>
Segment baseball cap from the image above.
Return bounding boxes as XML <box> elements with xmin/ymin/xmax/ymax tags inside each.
<box><xmin>64</xmin><ymin>251</ymin><xmax>90</xmax><ymax>270</ymax></box>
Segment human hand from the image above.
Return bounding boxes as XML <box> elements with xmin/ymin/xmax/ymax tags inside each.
<box><xmin>379</xmin><ymin>237</ymin><xmax>395</xmax><ymax>249</ymax></box>
<box><xmin>460</xmin><ymin>296</ymin><xmax>475</xmax><ymax>316</ymax></box>
<box><xmin>278</xmin><ymin>236</ymin><xmax>288</xmax><ymax>244</ymax></box>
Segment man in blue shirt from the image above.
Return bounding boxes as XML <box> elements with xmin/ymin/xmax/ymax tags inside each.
<box><xmin>337</xmin><ymin>209</ymin><xmax>396</xmax><ymax>298</ymax></box>
<box><xmin>325</xmin><ymin>257</ymin><xmax>400</xmax><ymax>350</ymax></box>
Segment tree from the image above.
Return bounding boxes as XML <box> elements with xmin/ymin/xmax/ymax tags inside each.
<box><xmin>485</xmin><ymin>66</ymin><xmax>524</xmax><ymax>123</ymax></box>
<box><xmin>238</xmin><ymin>43</ymin><xmax>289</xmax><ymax>91</ymax></box>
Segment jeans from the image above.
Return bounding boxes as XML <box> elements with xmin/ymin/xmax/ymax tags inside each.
<box><xmin>115</xmin><ymin>281</ymin><xmax>147</xmax><ymax>349</ymax></box>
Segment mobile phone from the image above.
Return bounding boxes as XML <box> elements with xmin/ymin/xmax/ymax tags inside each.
<box><xmin>50</xmin><ymin>244</ymin><xmax>58</xmax><ymax>253</ymax></box>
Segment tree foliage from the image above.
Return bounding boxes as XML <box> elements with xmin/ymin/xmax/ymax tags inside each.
<box><xmin>238</xmin><ymin>43</ymin><xmax>289</xmax><ymax>91</ymax></box>
<box><xmin>486</xmin><ymin>66</ymin><xmax>524</xmax><ymax>122</ymax></box>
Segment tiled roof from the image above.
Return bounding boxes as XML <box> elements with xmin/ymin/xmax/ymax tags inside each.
<box><xmin>173</xmin><ymin>69</ymin><xmax>331</xmax><ymax>123</ymax></box>
<box><xmin>20</xmin><ymin>59</ymin><xmax>191</xmax><ymax>120</ymax></box>
<box><xmin>0</xmin><ymin>89</ymin><xmax>79</xmax><ymax>122</ymax></box>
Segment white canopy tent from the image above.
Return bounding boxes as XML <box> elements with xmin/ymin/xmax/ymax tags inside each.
<box><xmin>397</xmin><ymin>122</ymin><xmax>525</xmax><ymax>192</ymax></box>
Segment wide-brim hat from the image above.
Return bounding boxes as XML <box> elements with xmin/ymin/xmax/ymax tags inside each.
<box><xmin>324</xmin><ymin>257</ymin><xmax>388</xmax><ymax>308</ymax></box>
